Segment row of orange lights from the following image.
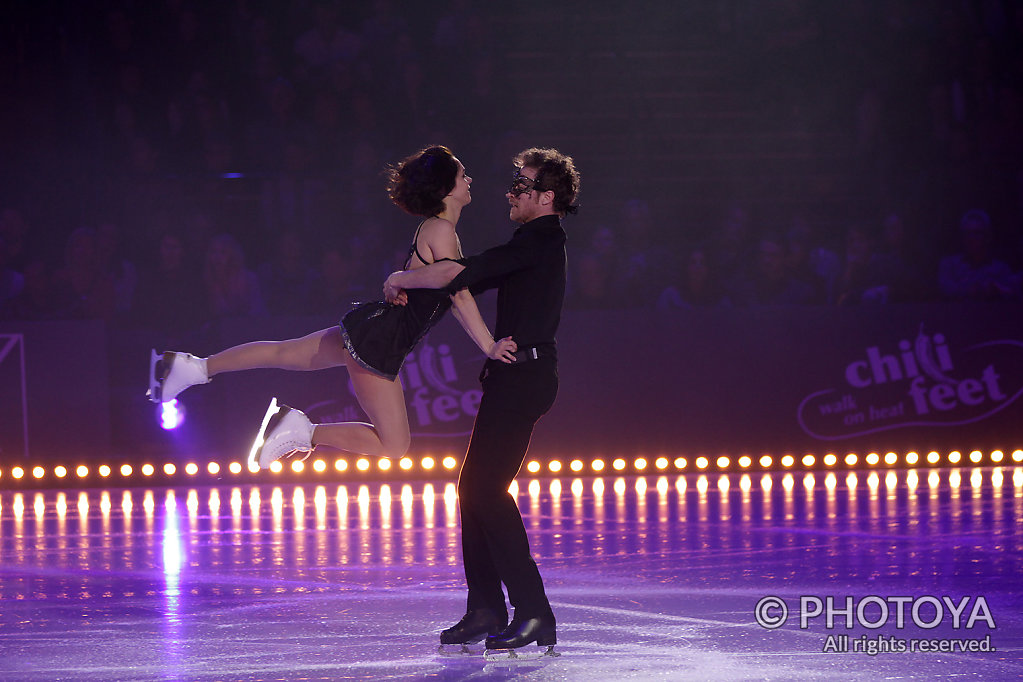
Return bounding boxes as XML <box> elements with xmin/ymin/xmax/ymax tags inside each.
<box><xmin>0</xmin><ymin>455</ymin><xmax>462</xmax><ymax>483</ymax></box>
<box><xmin>526</xmin><ymin>448</ymin><xmax>1023</xmax><ymax>474</ymax></box>
<box><xmin>1</xmin><ymin>449</ymin><xmax>1021</xmax><ymax>486</ymax></box>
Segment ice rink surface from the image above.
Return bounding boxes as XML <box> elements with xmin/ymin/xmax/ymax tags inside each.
<box><xmin>1</xmin><ymin>468</ymin><xmax>1021</xmax><ymax>680</ymax></box>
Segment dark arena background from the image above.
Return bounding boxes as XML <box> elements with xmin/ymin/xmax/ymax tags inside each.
<box><xmin>1</xmin><ymin>2</ymin><xmax>1022</xmax><ymax>679</ymax></box>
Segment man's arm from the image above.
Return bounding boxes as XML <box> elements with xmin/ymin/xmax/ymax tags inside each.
<box><xmin>386</xmin><ymin>235</ymin><xmax>535</xmax><ymax>302</ymax></box>
<box><xmin>384</xmin><ymin>260</ymin><xmax>465</xmax><ymax>302</ymax></box>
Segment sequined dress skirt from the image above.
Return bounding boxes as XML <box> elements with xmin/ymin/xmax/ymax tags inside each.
<box><xmin>340</xmin><ymin>293</ymin><xmax>450</xmax><ymax>381</ymax></box>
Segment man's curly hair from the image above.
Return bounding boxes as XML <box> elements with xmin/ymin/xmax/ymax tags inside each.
<box><xmin>513</xmin><ymin>147</ymin><xmax>581</xmax><ymax>216</ymax></box>
<box><xmin>386</xmin><ymin>146</ymin><xmax>459</xmax><ymax>217</ymax></box>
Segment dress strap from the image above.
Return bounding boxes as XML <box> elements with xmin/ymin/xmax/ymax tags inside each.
<box><xmin>404</xmin><ymin>220</ymin><xmax>433</xmax><ymax>269</ymax></box>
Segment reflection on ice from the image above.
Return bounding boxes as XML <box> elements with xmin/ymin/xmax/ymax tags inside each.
<box><xmin>0</xmin><ymin>469</ymin><xmax>1020</xmax><ymax>679</ymax></box>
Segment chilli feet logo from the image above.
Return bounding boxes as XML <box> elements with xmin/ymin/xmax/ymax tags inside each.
<box><xmin>798</xmin><ymin>325</ymin><xmax>1023</xmax><ymax>440</ymax></box>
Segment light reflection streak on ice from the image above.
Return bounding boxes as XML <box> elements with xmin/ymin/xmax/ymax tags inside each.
<box><xmin>162</xmin><ymin>491</ymin><xmax>183</xmax><ymax>621</ymax></box>
<box><xmin>159</xmin><ymin>491</ymin><xmax>185</xmax><ymax>675</ymax></box>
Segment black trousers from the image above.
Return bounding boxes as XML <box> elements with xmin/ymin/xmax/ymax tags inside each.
<box><xmin>456</xmin><ymin>357</ymin><xmax>558</xmax><ymax>621</ymax></box>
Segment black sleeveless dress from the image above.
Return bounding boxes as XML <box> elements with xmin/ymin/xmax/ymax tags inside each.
<box><xmin>340</xmin><ymin>222</ymin><xmax>453</xmax><ymax>381</ymax></box>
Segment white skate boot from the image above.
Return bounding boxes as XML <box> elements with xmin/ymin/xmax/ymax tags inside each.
<box><xmin>147</xmin><ymin>350</ymin><xmax>210</xmax><ymax>403</ymax></box>
<box><xmin>248</xmin><ymin>398</ymin><xmax>314</xmax><ymax>470</ymax></box>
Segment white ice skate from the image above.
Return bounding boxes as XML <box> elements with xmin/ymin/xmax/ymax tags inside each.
<box><xmin>147</xmin><ymin>350</ymin><xmax>209</xmax><ymax>403</ymax></box>
<box><xmin>247</xmin><ymin>398</ymin><xmax>314</xmax><ymax>470</ymax></box>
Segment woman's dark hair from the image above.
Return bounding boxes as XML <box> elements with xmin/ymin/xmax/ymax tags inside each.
<box><xmin>386</xmin><ymin>146</ymin><xmax>460</xmax><ymax>217</ymax></box>
<box><xmin>513</xmin><ymin>147</ymin><xmax>581</xmax><ymax>215</ymax></box>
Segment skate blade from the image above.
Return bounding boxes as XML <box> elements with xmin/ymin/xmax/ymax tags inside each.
<box><xmin>283</xmin><ymin>449</ymin><xmax>313</xmax><ymax>463</ymax></box>
<box><xmin>483</xmin><ymin>645</ymin><xmax>560</xmax><ymax>663</ymax></box>
<box><xmin>437</xmin><ymin>643</ymin><xmax>479</xmax><ymax>656</ymax></box>
<box><xmin>247</xmin><ymin>398</ymin><xmax>282</xmax><ymax>470</ymax></box>
<box><xmin>146</xmin><ymin>349</ymin><xmax>165</xmax><ymax>403</ymax></box>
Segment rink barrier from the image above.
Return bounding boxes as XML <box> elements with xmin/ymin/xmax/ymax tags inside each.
<box><xmin>2</xmin><ymin>303</ymin><xmax>1022</xmax><ymax>478</ymax></box>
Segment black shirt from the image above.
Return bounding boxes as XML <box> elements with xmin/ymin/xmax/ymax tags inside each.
<box><xmin>446</xmin><ymin>214</ymin><xmax>567</xmax><ymax>356</ymax></box>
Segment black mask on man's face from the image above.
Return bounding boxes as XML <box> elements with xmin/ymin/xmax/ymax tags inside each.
<box><xmin>509</xmin><ymin>170</ymin><xmax>540</xmax><ymax>197</ymax></box>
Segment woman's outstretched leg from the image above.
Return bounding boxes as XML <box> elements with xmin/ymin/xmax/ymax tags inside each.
<box><xmin>151</xmin><ymin>327</ymin><xmax>348</xmax><ymax>403</ymax></box>
<box><xmin>208</xmin><ymin>327</ymin><xmax>349</xmax><ymax>374</ymax></box>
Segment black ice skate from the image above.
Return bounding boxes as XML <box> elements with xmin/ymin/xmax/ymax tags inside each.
<box><xmin>438</xmin><ymin>609</ymin><xmax>506</xmax><ymax>655</ymax></box>
<box><xmin>483</xmin><ymin>615</ymin><xmax>559</xmax><ymax>661</ymax></box>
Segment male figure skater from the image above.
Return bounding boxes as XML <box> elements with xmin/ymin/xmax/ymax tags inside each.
<box><xmin>384</xmin><ymin>148</ymin><xmax>580</xmax><ymax>654</ymax></box>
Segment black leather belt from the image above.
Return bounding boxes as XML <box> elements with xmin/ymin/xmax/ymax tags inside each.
<box><xmin>511</xmin><ymin>346</ymin><xmax>554</xmax><ymax>362</ymax></box>
<box><xmin>481</xmin><ymin>345</ymin><xmax>554</xmax><ymax>381</ymax></box>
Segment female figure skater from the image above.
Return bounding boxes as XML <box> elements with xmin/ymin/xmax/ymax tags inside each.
<box><xmin>147</xmin><ymin>145</ymin><xmax>516</xmax><ymax>469</ymax></box>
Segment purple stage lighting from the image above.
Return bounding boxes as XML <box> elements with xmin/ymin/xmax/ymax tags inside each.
<box><xmin>159</xmin><ymin>400</ymin><xmax>185</xmax><ymax>430</ymax></box>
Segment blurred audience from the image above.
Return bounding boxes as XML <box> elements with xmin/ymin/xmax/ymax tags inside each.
<box><xmin>256</xmin><ymin>231</ymin><xmax>318</xmax><ymax>316</ymax></box>
<box><xmin>732</xmin><ymin>231</ymin><xmax>817</xmax><ymax>306</ymax></box>
<box><xmin>613</xmin><ymin>199</ymin><xmax>669</xmax><ymax>307</ymax></box>
<box><xmin>1</xmin><ymin>1</ymin><xmax>1020</xmax><ymax>332</ymax></box>
<box><xmin>784</xmin><ymin>216</ymin><xmax>839</xmax><ymax>304</ymax></box>
<box><xmin>51</xmin><ymin>227</ymin><xmax>118</xmax><ymax>320</ymax></box>
<box><xmin>657</xmin><ymin>244</ymin><xmax>729</xmax><ymax>309</ymax></box>
<box><xmin>863</xmin><ymin>212</ymin><xmax>927</xmax><ymax>303</ymax></box>
<box><xmin>834</xmin><ymin>223</ymin><xmax>884</xmax><ymax>305</ymax></box>
<box><xmin>0</xmin><ymin>209</ymin><xmax>33</xmax><ymax>271</ymax></box>
<box><xmin>566</xmin><ymin>253</ymin><xmax>615</xmax><ymax>310</ymax></box>
<box><xmin>708</xmin><ymin>204</ymin><xmax>754</xmax><ymax>298</ymax></box>
<box><xmin>203</xmin><ymin>233</ymin><xmax>266</xmax><ymax>319</ymax></box>
<box><xmin>307</xmin><ymin>243</ymin><xmax>373</xmax><ymax>314</ymax></box>
<box><xmin>132</xmin><ymin>231</ymin><xmax>205</xmax><ymax>334</ymax></box>
<box><xmin>0</xmin><ymin>234</ymin><xmax>24</xmax><ymax>310</ymax></box>
<box><xmin>8</xmin><ymin>260</ymin><xmax>54</xmax><ymax>321</ymax></box>
<box><xmin>938</xmin><ymin>209</ymin><xmax>1020</xmax><ymax>301</ymax></box>
<box><xmin>566</xmin><ymin>225</ymin><xmax>620</xmax><ymax>309</ymax></box>
<box><xmin>95</xmin><ymin>221</ymin><xmax>137</xmax><ymax>315</ymax></box>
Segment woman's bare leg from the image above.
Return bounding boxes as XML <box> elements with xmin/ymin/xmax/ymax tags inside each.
<box><xmin>198</xmin><ymin>326</ymin><xmax>409</xmax><ymax>459</ymax></box>
<box><xmin>310</xmin><ymin>354</ymin><xmax>411</xmax><ymax>458</ymax></box>
<box><xmin>207</xmin><ymin>327</ymin><xmax>349</xmax><ymax>376</ymax></box>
